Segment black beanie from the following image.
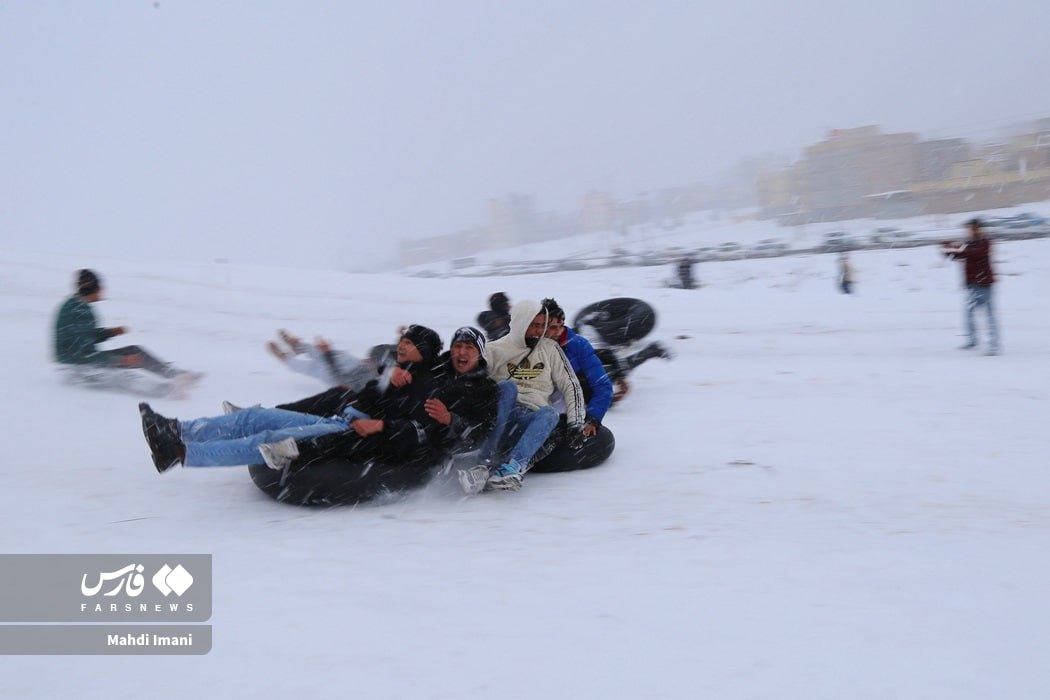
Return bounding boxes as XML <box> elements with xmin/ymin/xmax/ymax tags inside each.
<box><xmin>451</xmin><ymin>326</ymin><xmax>487</xmax><ymax>355</ymax></box>
<box><xmin>77</xmin><ymin>269</ymin><xmax>101</xmax><ymax>296</ymax></box>
<box><xmin>401</xmin><ymin>324</ymin><xmax>442</xmax><ymax>365</ymax></box>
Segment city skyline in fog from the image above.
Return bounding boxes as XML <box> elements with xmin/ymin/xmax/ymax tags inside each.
<box><xmin>3</xmin><ymin>2</ymin><xmax>1050</xmax><ymax>270</ymax></box>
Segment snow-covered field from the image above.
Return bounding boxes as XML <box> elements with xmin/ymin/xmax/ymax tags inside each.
<box><xmin>2</xmin><ymin>234</ymin><xmax>1048</xmax><ymax>699</ymax></box>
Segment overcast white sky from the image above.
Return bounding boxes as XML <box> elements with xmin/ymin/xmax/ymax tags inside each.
<box><xmin>3</xmin><ymin>1</ymin><xmax>1049</xmax><ymax>269</ymax></box>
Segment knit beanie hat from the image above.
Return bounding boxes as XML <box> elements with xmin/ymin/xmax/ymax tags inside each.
<box><xmin>401</xmin><ymin>324</ymin><xmax>442</xmax><ymax>365</ymax></box>
<box><xmin>77</xmin><ymin>269</ymin><xmax>101</xmax><ymax>296</ymax></box>
<box><xmin>450</xmin><ymin>326</ymin><xmax>486</xmax><ymax>355</ymax></box>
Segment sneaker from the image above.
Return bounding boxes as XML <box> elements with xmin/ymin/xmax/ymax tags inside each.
<box><xmin>138</xmin><ymin>402</ymin><xmax>183</xmax><ymax>473</ymax></box>
<box><xmin>487</xmin><ymin>460</ymin><xmax>524</xmax><ymax>491</ymax></box>
<box><xmin>222</xmin><ymin>400</ymin><xmax>261</xmax><ymax>414</ymax></box>
<box><xmin>258</xmin><ymin>438</ymin><xmax>299</xmax><ymax>471</ymax></box>
<box><xmin>457</xmin><ymin>465</ymin><xmax>492</xmax><ymax>496</ymax></box>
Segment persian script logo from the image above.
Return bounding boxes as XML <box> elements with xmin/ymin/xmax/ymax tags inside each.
<box><xmin>80</xmin><ymin>563</ymin><xmax>194</xmax><ymax>598</ymax></box>
<box><xmin>81</xmin><ymin>564</ymin><xmax>147</xmax><ymax>597</ymax></box>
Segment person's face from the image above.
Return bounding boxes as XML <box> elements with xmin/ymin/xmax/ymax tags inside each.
<box><xmin>449</xmin><ymin>340</ymin><xmax>480</xmax><ymax>374</ymax></box>
<box><xmin>545</xmin><ymin>316</ymin><xmax>565</xmax><ymax>340</ymax></box>
<box><xmin>969</xmin><ymin>223</ymin><xmax>982</xmax><ymax>239</ymax></box>
<box><xmin>526</xmin><ymin>313</ymin><xmax>549</xmax><ymax>342</ymax></box>
<box><xmin>397</xmin><ymin>337</ymin><xmax>423</xmax><ymax>364</ymax></box>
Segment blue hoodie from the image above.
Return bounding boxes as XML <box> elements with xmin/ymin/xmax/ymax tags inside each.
<box><xmin>559</xmin><ymin>327</ymin><xmax>613</xmax><ymax>423</ymax></box>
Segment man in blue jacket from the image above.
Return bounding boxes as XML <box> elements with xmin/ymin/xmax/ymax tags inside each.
<box><xmin>541</xmin><ymin>297</ymin><xmax>613</xmax><ymax>437</ymax></box>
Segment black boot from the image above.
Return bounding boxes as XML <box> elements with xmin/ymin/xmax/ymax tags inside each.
<box><xmin>138</xmin><ymin>403</ymin><xmax>184</xmax><ymax>473</ymax></box>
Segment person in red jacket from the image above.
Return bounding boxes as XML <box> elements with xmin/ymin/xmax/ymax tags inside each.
<box><xmin>942</xmin><ymin>218</ymin><xmax>1000</xmax><ymax>355</ymax></box>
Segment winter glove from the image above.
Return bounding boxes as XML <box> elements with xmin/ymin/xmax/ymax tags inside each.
<box><xmin>567</xmin><ymin>429</ymin><xmax>587</xmax><ymax>451</ymax></box>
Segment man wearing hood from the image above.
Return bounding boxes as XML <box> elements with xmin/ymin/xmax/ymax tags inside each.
<box><xmin>466</xmin><ymin>299</ymin><xmax>586</xmax><ymax>492</ymax></box>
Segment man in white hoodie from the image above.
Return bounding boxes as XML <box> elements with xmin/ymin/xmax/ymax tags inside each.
<box><xmin>465</xmin><ymin>299</ymin><xmax>586</xmax><ymax>491</ymax></box>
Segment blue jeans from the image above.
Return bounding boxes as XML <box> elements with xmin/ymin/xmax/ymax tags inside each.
<box><xmin>964</xmin><ymin>284</ymin><xmax>999</xmax><ymax>352</ymax></box>
<box><xmin>478</xmin><ymin>381</ymin><xmax>559</xmax><ymax>469</ymax></box>
<box><xmin>179</xmin><ymin>407</ymin><xmax>348</xmax><ymax>467</ymax></box>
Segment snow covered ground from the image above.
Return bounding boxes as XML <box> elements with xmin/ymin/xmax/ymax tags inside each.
<box><xmin>2</xmin><ymin>232</ymin><xmax>1049</xmax><ymax>699</ymax></box>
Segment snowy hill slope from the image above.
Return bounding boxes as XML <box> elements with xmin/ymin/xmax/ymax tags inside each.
<box><xmin>1</xmin><ymin>239</ymin><xmax>1048</xmax><ymax>699</ymax></box>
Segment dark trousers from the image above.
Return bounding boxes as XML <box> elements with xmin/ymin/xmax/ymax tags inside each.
<box><xmin>104</xmin><ymin>346</ymin><xmax>177</xmax><ymax>378</ymax></box>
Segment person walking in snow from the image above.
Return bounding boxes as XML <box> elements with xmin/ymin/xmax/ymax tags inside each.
<box><xmin>942</xmin><ymin>218</ymin><xmax>1000</xmax><ymax>355</ymax></box>
<box><xmin>675</xmin><ymin>255</ymin><xmax>697</xmax><ymax>290</ymax></box>
<box><xmin>838</xmin><ymin>253</ymin><xmax>855</xmax><ymax>294</ymax></box>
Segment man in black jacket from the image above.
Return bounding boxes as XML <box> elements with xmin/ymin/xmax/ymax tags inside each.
<box><xmin>424</xmin><ymin>326</ymin><xmax>499</xmax><ymax>453</ymax></box>
<box><xmin>260</xmin><ymin>324</ymin><xmax>445</xmax><ymax>470</ymax></box>
<box><xmin>140</xmin><ymin>324</ymin><xmax>444</xmax><ymax>473</ymax></box>
<box><xmin>258</xmin><ymin>324</ymin><xmax>499</xmax><ymax>471</ymax></box>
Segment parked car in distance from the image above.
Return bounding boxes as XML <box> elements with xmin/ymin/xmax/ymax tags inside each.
<box><xmin>751</xmin><ymin>239</ymin><xmax>788</xmax><ymax>257</ymax></box>
<box><xmin>821</xmin><ymin>231</ymin><xmax>856</xmax><ymax>252</ymax></box>
<box><xmin>716</xmin><ymin>242</ymin><xmax>744</xmax><ymax>260</ymax></box>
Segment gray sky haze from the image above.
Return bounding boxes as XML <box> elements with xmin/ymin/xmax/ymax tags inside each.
<box><xmin>3</xmin><ymin>1</ymin><xmax>1049</xmax><ymax>269</ymax></box>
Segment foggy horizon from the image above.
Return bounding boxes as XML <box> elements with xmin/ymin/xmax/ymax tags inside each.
<box><xmin>4</xmin><ymin>2</ymin><xmax>1049</xmax><ymax>270</ymax></box>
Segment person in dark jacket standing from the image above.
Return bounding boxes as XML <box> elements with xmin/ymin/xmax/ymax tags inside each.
<box><xmin>942</xmin><ymin>218</ymin><xmax>1000</xmax><ymax>355</ymax></box>
<box><xmin>53</xmin><ymin>269</ymin><xmax>193</xmax><ymax>379</ymax></box>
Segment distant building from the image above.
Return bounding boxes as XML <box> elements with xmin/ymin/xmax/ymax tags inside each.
<box><xmin>580</xmin><ymin>191</ymin><xmax>616</xmax><ymax>233</ymax></box>
<box><xmin>757</xmin><ymin>119</ymin><xmax>1050</xmax><ymax>224</ymax></box>
<box><xmin>917</xmin><ymin>138</ymin><xmax>970</xmax><ymax>180</ymax></box>
<box><xmin>486</xmin><ymin>193</ymin><xmax>538</xmax><ymax>248</ymax></box>
<box><xmin>800</xmin><ymin>126</ymin><xmax>920</xmax><ymax>221</ymax></box>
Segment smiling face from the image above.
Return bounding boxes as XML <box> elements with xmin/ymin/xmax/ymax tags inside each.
<box><xmin>544</xmin><ymin>315</ymin><xmax>565</xmax><ymax>341</ymax></box>
<box><xmin>396</xmin><ymin>337</ymin><xmax>423</xmax><ymax>364</ymax></box>
<box><xmin>449</xmin><ymin>340</ymin><xmax>481</xmax><ymax>374</ymax></box>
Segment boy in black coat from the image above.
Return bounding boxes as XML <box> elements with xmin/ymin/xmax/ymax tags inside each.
<box><xmin>260</xmin><ymin>325</ymin><xmax>498</xmax><ymax>472</ymax></box>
